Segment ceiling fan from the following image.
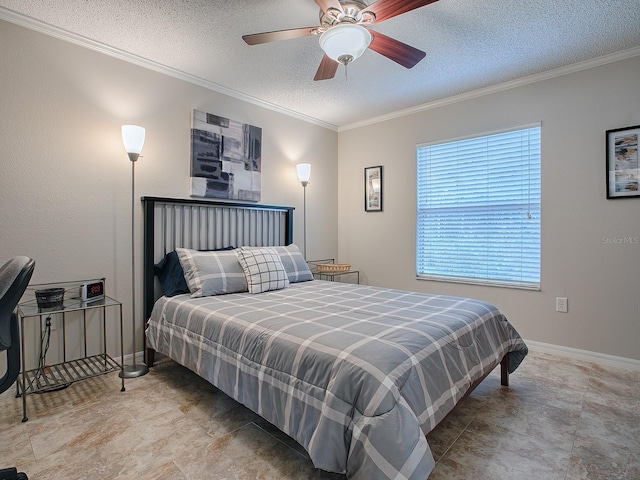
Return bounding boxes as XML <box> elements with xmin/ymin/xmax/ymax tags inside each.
<box><xmin>243</xmin><ymin>0</ymin><xmax>440</xmax><ymax>81</ymax></box>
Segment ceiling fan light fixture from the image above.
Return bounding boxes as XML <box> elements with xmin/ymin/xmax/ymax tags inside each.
<box><xmin>319</xmin><ymin>24</ymin><xmax>372</xmax><ymax>65</ymax></box>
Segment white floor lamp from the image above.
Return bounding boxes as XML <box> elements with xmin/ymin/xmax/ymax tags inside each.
<box><xmin>120</xmin><ymin>125</ymin><xmax>149</xmax><ymax>378</ymax></box>
<box><xmin>296</xmin><ymin>163</ymin><xmax>311</xmax><ymax>259</ymax></box>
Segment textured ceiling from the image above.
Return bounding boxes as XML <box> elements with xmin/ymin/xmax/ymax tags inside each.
<box><xmin>1</xmin><ymin>0</ymin><xmax>639</xmax><ymax>129</ymax></box>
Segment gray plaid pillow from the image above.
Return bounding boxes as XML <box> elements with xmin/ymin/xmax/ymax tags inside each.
<box><xmin>176</xmin><ymin>248</ymin><xmax>247</xmax><ymax>297</ymax></box>
<box><xmin>272</xmin><ymin>244</ymin><xmax>314</xmax><ymax>283</ymax></box>
<box><xmin>244</xmin><ymin>244</ymin><xmax>313</xmax><ymax>283</ymax></box>
<box><xmin>236</xmin><ymin>247</ymin><xmax>290</xmax><ymax>294</ymax></box>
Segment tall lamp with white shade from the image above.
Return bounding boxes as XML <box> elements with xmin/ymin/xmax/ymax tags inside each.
<box><xmin>296</xmin><ymin>163</ymin><xmax>311</xmax><ymax>260</ymax></box>
<box><xmin>120</xmin><ymin>125</ymin><xmax>149</xmax><ymax>378</ymax></box>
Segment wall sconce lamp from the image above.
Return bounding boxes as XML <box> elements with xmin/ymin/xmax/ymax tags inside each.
<box><xmin>120</xmin><ymin>125</ymin><xmax>149</xmax><ymax>379</ymax></box>
<box><xmin>296</xmin><ymin>163</ymin><xmax>311</xmax><ymax>259</ymax></box>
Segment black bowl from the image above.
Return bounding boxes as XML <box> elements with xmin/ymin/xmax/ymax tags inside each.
<box><xmin>35</xmin><ymin>288</ymin><xmax>65</xmax><ymax>309</ymax></box>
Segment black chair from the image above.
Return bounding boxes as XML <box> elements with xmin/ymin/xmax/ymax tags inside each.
<box><xmin>0</xmin><ymin>468</ymin><xmax>28</xmax><ymax>480</ymax></box>
<box><xmin>0</xmin><ymin>256</ymin><xmax>35</xmax><ymax>395</ymax></box>
<box><xmin>0</xmin><ymin>257</ymin><xmax>34</xmax><ymax>480</ymax></box>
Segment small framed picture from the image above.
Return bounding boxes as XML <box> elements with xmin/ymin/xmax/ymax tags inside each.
<box><xmin>606</xmin><ymin>125</ymin><xmax>640</xmax><ymax>199</ymax></box>
<box><xmin>364</xmin><ymin>166</ymin><xmax>383</xmax><ymax>212</ymax></box>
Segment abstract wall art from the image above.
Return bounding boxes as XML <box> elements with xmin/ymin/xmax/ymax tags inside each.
<box><xmin>190</xmin><ymin>110</ymin><xmax>262</xmax><ymax>201</ymax></box>
<box><xmin>606</xmin><ymin>125</ymin><xmax>639</xmax><ymax>199</ymax></box>
<box><xmin>364</xmin><ymin>165</ymin><xmax>383</xmax><ymax>212</ymax></box>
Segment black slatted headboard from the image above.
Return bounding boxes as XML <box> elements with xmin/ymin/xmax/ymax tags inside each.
<box><xmin>141</xmin><ymin>196</ymin><xmax>294</xmax><ymax>335</ymax></box>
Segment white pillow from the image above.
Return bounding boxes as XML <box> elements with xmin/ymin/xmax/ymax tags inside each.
<box><xmin>176</xmin><ymin>248</ymin><xmax>247</xmax><ymax>298</ymax></box>
<box><xmin>236</xmin><ymin>247</ymin><xmax>290</xmax><ymax>294</ymax></box>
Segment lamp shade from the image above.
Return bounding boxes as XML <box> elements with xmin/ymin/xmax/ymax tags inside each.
<box><xmin>319</xmin><ymin>24</ymin><xmax>372</xmax><ymax>65</ymax></box>
<box><xmin>297</xmin><ymin>163</ymin><xmax>311</xmax><ymax>186</ymax></box>
<box><xmin>122</xmin><ymin>125</ymin><xmax>145</xmax><ymax>160</ymax></box>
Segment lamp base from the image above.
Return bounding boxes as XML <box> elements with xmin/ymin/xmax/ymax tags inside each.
<box><xmin>119</xmin><ymin>363</ymin><xmax>149</xmax><ymax>378</ymax></box>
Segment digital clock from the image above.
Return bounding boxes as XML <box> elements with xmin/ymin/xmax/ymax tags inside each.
<box><xmin>80</xmin><ymin>280</ymin><xmax>105</xmax><ymax>302</ymax></box>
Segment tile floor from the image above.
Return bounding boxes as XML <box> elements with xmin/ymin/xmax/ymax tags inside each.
<box><xmin>1</xmin><ymin>350</ymin><xmax>639</xmax><ymax>479</ymax></box>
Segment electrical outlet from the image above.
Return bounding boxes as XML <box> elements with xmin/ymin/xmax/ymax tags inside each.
<box><xmin>556</xmin><ymin>297</ymin><xmax>568</xmax><ymax>313</ymax></box>
<box><xmin>44</xmin><ymin>315</ymin><xmax>56</xmax><ymax>330</ymax></box>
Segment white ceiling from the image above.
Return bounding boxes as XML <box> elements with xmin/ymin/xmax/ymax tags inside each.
<box><xmin>1</xmin><ymin>0</ymin><xmax>639</xmax><ymax>130</ymax></box>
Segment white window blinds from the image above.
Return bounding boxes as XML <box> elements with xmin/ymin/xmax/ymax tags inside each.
<box><xmin>416</xmin><ymin>125</ymin><xmax>541</xmax><ymax>289</ymax></box>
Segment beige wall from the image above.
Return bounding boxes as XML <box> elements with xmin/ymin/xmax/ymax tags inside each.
<box><xmin>338</xmin><ymin>56</ymin><xmax>640</xmax><ymax>361</ymax></box>
<box><xmin>2</xmin><ymin>17</ymin><xmax>639</xmax><ymax>372</ymax></box>
<box><xmin>0</xmin><ymin>20</ymin><xmax>338</xmax><ymax>366</ymax></box>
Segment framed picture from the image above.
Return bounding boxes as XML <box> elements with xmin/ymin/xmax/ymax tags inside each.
<box><xmin>190</xmin><ymin>109</ymin><xmax>262</xmax><ymax>201</ymax></box>
<box><xmin>606</xmin><ymin>125</ymin><xmax>640</xmax><ymax>199</ymax></box>
<box><xmin>364</xmin><ymin>165</ymin><xmax>383</xmax><ymax>212</ymax></box>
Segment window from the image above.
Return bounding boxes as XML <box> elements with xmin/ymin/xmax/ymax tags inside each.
<box><xmin>416</xmin><ymin>125</ymin><xmax>541</xmax><ymax>289</ymax></box>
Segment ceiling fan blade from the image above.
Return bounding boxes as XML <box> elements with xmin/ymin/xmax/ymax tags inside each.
<box><xmin>367</xmin><ymin>0</ymin><xmax>440</xmax><ymax>24</ymax></box>
<box><xmin>314</xmin><ymin>0</ymin><xmax>344</xmax><ymax>14</ymax></box>
<box><xmin>243</xmin><ymin>27</ymin><xmax>316</xmax><ymax>45</ymax></box>
<box><xmin>314</xmin><ymin>54</ymin><xmax>339</xmax><ymax>81</ymax></box>
<box><xmin>368</xmin><ymin>30</ymin><xmax>426</xmax><ymax>68</ymax></box>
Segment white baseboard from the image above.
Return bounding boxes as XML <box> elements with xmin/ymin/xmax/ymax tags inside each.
<box><xmin>526</xmin><ymin>340</ymin><xmax>640</xmax><ymax>372</ymax></box>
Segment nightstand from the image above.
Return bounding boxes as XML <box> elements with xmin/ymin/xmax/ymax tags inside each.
<box><xmin>307</xmin><ymin>259</ymin><xmax>360</xmax><ymax>284</ymax></box>
<box><xmin>16</xmin><ymin>280</ymin><xmax>125</xmax><ymax>422</ymax></box>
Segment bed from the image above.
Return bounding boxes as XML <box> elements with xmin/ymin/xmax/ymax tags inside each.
<box><xmin>142</xmin><ymin>196</ymin><xmax>528</xmax><ymax>480</ymax></box>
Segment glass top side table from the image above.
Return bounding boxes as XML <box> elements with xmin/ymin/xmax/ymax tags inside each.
<box><xmin>17</xmin><ymin>282</ymin><xmax>125</xmax><ymax>422</ymax></box>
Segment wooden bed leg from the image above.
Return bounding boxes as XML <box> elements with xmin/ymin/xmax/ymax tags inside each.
<box><xmin>143</xmin><ymin>321</ymin><xmax>154</xmax><ymax>367</ymax></box>
<box><xmin>500</xmin><ymin>354</ymin><xmax>509</xmax><ymax>386</ymax></box>
<box><xmin>145</xmin><ymin>347</ymin><xmax>155</xmax><ymax>368</ymax></box>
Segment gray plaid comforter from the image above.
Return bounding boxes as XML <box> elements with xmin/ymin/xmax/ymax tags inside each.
<box><xmin>146</xmin><ymin>280</ymin><xmax>527</xmax><ymax>479</ymax></box>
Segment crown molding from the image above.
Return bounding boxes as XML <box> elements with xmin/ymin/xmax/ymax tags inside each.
<box><xmin>0</xmin><ymin>7</ymin><xmax>339</xmax><ymax>132</ymax></box>
<box><xmin>339</xmin><ymin>46</ymin><xmax>640</xmax><ymax>132</ymax></box>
